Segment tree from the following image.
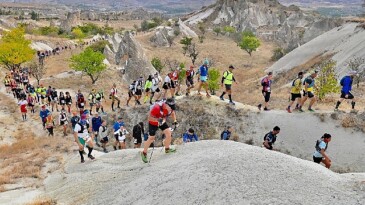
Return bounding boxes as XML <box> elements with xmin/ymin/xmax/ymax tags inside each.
<box><xmin>163</xmin><ymin>58</ymin><xmax>179</xmax><ymax>71</ymax></box>
<box><xmin>178</xmin><ymin>68</ymin><xmax>186</xmax><ymax>84</ymax></box>
<box><xmin>347</xmin><ymin>57</ymin><xmax>365</xmax><ymax>88</ymax></box>
<box><xmin>166</xmin><ymin>35</ymin><xmax>174</xmax><ymax>47</ymax></box>
<box><xmin>198</xmin><ymin>21</ymin><xmax>206</xmax><ymax>35</ymax></box>
<box><xmin>141</xmin><ymin>20</ymin><xmax>149</xmax><ymax>31</ymax></box>
<box><xmin>180</xmin><ymin>37</ymin><xmax>193</xmax><ymax>56</ymax></box>
<box><xmin>71</xmin><ymin>27</ymin><xmax>85</xmax><ymax>43</ymax></box>
<box><xmin>238</xmin><ymin>35</ymin><xmax>261</xmax><ymax>56</ymax></box>
<box><xmin>30</xmin><ymin>11</ymin><xmax>39</xmax><ymax>21</ymax></box>
<box><xmin>133</xmin><ymin>24</ymin><xmax>139</xmax><ymax>34</ymax></box>
<box><xmin>188</xmin><ymin>43</ymin><xmax>199</xmax><ymax>65</ymax></box>
<box><xmin>271</xmin><ymin>47</ymin><xmax>285</xmax><ymax>61</ymax></box>
<box><xmin>207</xmin><ymin>68</ymin><xmax>220</xmax><ymax>95</ymax></box>
<box><xmin>223</xmin><ymin>26</ymin><xmax>235</xmax><ymax>36</ymax></box>
<box><xmin>70</xmin><ymin>48</ymin><xmax>107</xmax><ymax>84</ymax></box>
<box><xmin>0</xmin><ymin>27</ymin><xmax>35</xmax><ymax>71</ymax></box>
<box><xmin>88</xmin><ymin>40</ymin><xmax>112</xmax><ymax>53</ymax></box>
<box><xmin>198</xmin><ymin>35</ymin><xmax>205</xmax><ymax>43</ymax></box>
<box><xmin>213</xmin><ymin>27</ymin><xmax>221</xmax><ymax>36</ymax></box>
<box><xmin>151</xmin><ymin>57</ymin><xmax>164</xmax><ymax>73</ymax></box>
<box><xmin>29</xmin><ymin>60</ymin><xmax>46</xmax><ymax>85</ymax></box>
<box><xmin>315</xmin><ymin>60</ymin><xmax>341</xmax><ymax>101</ymax></box>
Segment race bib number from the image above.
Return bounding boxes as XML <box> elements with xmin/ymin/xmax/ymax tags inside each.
<box><xmin>61</xmin><ymin>100</ymin><xmax>65</xmax><ymax>104</ymax></box>
<box><xmin>118</xmin><ymin>135</ymin><xmax>126</xmax><ymax>141</ymax></box>
<box><xmin>80</xmin><ymin>103</ymin><xmax>84</xmax><ymax>106</ymax></box>
<box><xmin>134</xmin><ymin>138</ymin><xmax>138</xmax><ymax>144</ymax></box>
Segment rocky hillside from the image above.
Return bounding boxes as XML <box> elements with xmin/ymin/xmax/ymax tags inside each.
<box><xmin>185</xmin><ymin>0</ymin><xmax>343</xmax><ymax>50</ymax></box>
<box><xmin>36</xmin><ymin>141</ymin><xmax>365</xmax><ymax>204</ymax></box>
<box><xmin>101</xmin><ymin>95</ymin><xmax>365</xmax><ymax>173</ymax></box>
<box><xmin>267</xmin><ymin>23</ymin><xmax>365</xmax><ymax>77</ymax></box>
<box><xmin>103</xmin><ymin>32</ymin><xmax>156</xmax><ymax>81</ymax></box>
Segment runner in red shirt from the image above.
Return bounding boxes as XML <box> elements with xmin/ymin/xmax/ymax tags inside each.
<box><xmin>141</xmin><ymin>98</ymin><xmax>178</xmax><ymax>163</ymax></box>
<box><xmin>18</xmin><ymin>98</ymin><xmax>28</xmax><ymax>121</ymax></box>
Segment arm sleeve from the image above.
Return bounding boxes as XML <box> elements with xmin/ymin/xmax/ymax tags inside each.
<box><xmin>232</xmin><ymin>76</ymin><xmax>236</xmax><ymax>82</ymax></box>
<box><xmin>194</xmin><ymin>134</ymin><xmax>199</xmax><ymax>141</ymax></box>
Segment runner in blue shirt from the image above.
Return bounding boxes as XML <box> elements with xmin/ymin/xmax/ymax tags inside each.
<box><xmin>197</xmin><ymin>60</ymin><xmax>211</xmax><ymax>98</ymax></box>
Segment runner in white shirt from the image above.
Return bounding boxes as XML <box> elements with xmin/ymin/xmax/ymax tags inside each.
<box><xmin>73</xmin><ymin>114</ymin><xmax>95</xmax><ymax>163</ymax></box>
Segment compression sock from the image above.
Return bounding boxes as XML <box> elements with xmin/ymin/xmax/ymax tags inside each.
<box><xmin>117</xmin><ymin>102</ymin><xmax>120</xmax><ymax>108</ymax></box>
<box><xmin>68</xmin><ymin>106</ymin><xmax>70</xmax><ymax>113</ymax></box>
<box><xmin>101</xmin><ymin>107</ymin><xmax>104</xmax><ymax>113</ymax></box>
<box><xmin>87</xmin><ymin>147</ymin><xmax>93</xmax><ymax>156</ymax></box>
<box><xmin>79</xmin><ymin>151</ymin><xmax>84</xmax><ymax>160</ymax></box>
<box><xmin>335</xmin><ymin>101</ymin><xmax>341</xmax><ymax>109</ymax></box>
<box><xmin>220</xmin><ymin>92</ymin><xmax>226</xmax><ymax>98</ymax></box>
<box><xmin>24</xmin><ymin>114</ymin><xmax>26</xmax><ymax>120</ymax></box>
<box><xmin>144</xmin><ymin>96</ymin><xmax>148</xmax><ymax>103</ymax></box>
<box><xmin>96</xmin><ymin>108</ymin><xmax>99</xmax><ymax>113</ymax></box>
<box><xmin>111</xmin><ymin>102</ymin><xmax>114</xmax><ymax>110</ymax></box>
<box><xmin>228</xmin><ymin>94</ymin><xmax>232</xmax><ymax>102</ymax></box>
<box><xmin>351</xmin><ymin>101</ymin><xmax>355</xmax><ymax>109</ymax></box>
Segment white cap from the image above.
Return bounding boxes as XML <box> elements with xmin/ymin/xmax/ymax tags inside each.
<box><xmin>348</xmin><ymin>71</ymin><xmax>357</xmax><ymax>76</ymax></box>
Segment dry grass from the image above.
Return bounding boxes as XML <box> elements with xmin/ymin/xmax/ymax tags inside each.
<box><xmin>81</xmin><ymin>19</ymin><xmax>143</xmax><ymax>31</ymax></box>
<box><xmin>27</xmin><ymin>197</ymin><xmax>57</xmax><ymax>205</ymax></box>
<box><xmin>136</xmin><ymin>31</ymin><xmax>275</xmax><ymax>105</ymax></box>
<box><xmin>0</xmin><ymin>126</ymin><xmax>72</xmax><ymax>192</ymax></box>
<box><xmin>341</xmin><ymin>115</ymin><xmax>357</xmax><ymax>128</ymax></box>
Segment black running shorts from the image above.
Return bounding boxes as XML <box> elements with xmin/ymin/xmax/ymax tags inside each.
<box><xmin>262</xmin><ymin>91</ymin><xmax>271</xmax><ymax>102</ymax></box>
<box><xmin>186</xmin><ymin>78</ymin><xmax>194</xmax><ymax>87</ymax></box>
<box><xmin>303</xmin><ymin>91</ymin><xmax>314</xmax><ymax>98</ymax></box>
<box><xmin>313</xmin><ymin>156</ymin><xmax>323</xmax><ymax>164</ymax></box>
<box><xmin>148</xmin><ymin>122</ymin><xmax>169</xmax><ymax>136</ymax></box>
<box><xmin>291</xmin><ymin>93</ymin><xmax>301</xmax><ymax>101</ymax></box>
<box><xmin>340</xmin><ymin>91</ymin><xmax>354</xmax><ymax>99</ymax></box>
<box><xmin>135</xmin><ymin>89</ymin><xmax>142</xmax><ymax>96</ymax></box>
<box><xmin>225</xmin><ymin>84</ymin><xmax>232</xmax><ymax>91</ymax></box>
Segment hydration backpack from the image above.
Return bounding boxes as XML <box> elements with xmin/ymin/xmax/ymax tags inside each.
<box><xmin>315</xmin><ymin>140</ymin><xmax>328</xmax><ymax>152</ymax></box>
<box><xmin>261</xmin><ymin>78</ymin><xmax>266</xmax><ymax>86</ymax></box>
<box><xmin>220</xmin><ymin>130</ymin><xmax>230</xmax><ymax>140</ymax></box>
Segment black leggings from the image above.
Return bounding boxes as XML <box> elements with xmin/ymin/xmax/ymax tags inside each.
<box><xmin>47</xmin><ymin>127</ymin><xmax>54</xmax><ymax>136</ymax></box>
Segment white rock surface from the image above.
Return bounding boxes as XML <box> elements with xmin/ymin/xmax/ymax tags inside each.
<box><xmin>41</xmin><ymin>141</ymin><xmax>365</xmax><ymax>205</ymax></box>
<box><xmin>178</xmin><ymin>19</ymin><xmax>198</xmax><ymax>38</ymax></box>
<box><xmin>185</xmin><ymin>8</ymin><xmax>215</xmax><ymax>25</ymax></box>
<box><xmin>31</xmin><ymin>42</ymin><xmax>53</xmax><ymax>51</ymax></box>
<box><xmin>267</xmin><ymin>23</ymin><xmax>365</xmax><ymax>78</ymax></box>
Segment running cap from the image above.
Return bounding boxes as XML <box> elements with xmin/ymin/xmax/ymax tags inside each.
<box><xmin>348</xmin><ymin>71</ymin><xmax>357</xmax><ymax>76</ymax></box>
<box><xmin>229</xmin><ymin>65</ymin><xmax>235</xmax><ymax>69</ymax></box>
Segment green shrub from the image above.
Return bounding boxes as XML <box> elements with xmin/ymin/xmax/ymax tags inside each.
<box><xmin>315</xmin><ymin>60</ymin><xmax>341</xmax><ymax>101</ymax></box>
<box><xmin>88</xmin><ymin>40</ymin><xmax>112</xmax><ymax>53</ymax></box>
<box><xmin>207</xmin><ymin>68</ymin><xmax>220</xmax><ymax>95</ymax></box>
<box><xmin>151</xmin><ymin>57</ymin><xmax>163</xmax><ymax>73</ymax></box>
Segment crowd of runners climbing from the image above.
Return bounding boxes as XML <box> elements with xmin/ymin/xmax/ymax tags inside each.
<box><xmin>3</xmin><ymin>57</ymin><xmax>360</xmax><ymax>168</ymax></box>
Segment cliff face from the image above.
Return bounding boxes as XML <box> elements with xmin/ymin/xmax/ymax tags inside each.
<box><xmin>185</xmin><ymin>0</ymin><xmax>343</xmax><ymax>49</ymax></box>
<box><xmin>103</xmin><ymin>32</ymin><xmax>156</xmax><ymax>81</ymax></box>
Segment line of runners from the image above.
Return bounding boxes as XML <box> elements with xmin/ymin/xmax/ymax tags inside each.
<box><xmin>3</xmin><ymin>60</ymin><xmax>358</xmax><ymax>167</ymax></box>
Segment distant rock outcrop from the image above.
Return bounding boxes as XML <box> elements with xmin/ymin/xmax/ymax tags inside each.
<box><xmin>104</xmin><ymin>32</ymin><xmax>156</xmax><ymax>81</ymax></box>
<box><xmin>60</xmin><ymin>11</ymin><xmax>81</xmax><ymax>32</ymax></box>
<box><xmin>185</xmin><ymin>0</ymin><xmax>343</xmax><ymax>49</ymax></box>
<box><xmin>150</xmin><ymin>26</ymin><xmax>175</xmax><ymax>47</ymax></box>
<box><xmin>267</xmin><ymin>23</ymin><xmax>365</xmax><ymax>78</ymax></box>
